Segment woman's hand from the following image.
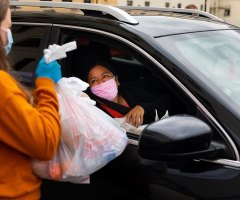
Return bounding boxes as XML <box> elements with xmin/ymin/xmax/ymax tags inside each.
<box><xmin>125</xmin><ymin>105</ymin><xmax>144</xmax><ymax>127</ymax></box>
<box><xmin>35</xmin><ymin>57</ymin><xmax>62</xmax><ymax>83</ymax></box>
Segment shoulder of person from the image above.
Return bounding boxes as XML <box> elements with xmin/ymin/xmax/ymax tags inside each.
<box><xmin>0</xmin><ymin>70</ymin><xmax>18</xmax><ymax>86</ymax></box>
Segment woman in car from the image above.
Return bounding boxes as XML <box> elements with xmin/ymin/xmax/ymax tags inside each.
<box><xmin>85</xmin><ymin>61</ymin><xmax>167</xmax><ymax>127</ymax></box>
<box><xmin>0</xmin><ymin>0</ymin><xmax>62</xmax><ymax>199</ymax></box>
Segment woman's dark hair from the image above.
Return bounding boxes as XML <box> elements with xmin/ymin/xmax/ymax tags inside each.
<box><xmin>0</xmin><ymin>1</ymin><xmax>33</xmax><ymax>102</ymax></box>
<box><xmin>0</xmin><ymin>0</ymin><xmax>10</xmax><ymax>71</ymax></box>
<box><xmin>84</xmin><ymin>60</ymin><xmax>117</xmax><ymax>82</ymax></box>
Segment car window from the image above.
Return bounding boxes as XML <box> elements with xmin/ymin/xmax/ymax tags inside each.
<box><xmin>155</xmin><ymin>30</ymin><xmax>240</xmax><ymax>112</ymax></box>
<box><xmin>57</xmin><ymin>29</ymin><xmax>209</xmax><ymax>121</ymax></box>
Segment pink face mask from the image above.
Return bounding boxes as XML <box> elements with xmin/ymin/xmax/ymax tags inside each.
<box><xmin>91</xmin><ymin>78</ymin><xmax>118</xmax><ymax>101</ymax></box>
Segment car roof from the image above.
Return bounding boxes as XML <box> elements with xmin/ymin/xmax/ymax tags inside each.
<box><xmin>11</xmin><ymin>1</ymin><xmax>239</xmax><ymax>38</ymax></box>
<box><xmin>128</xmin><ymin>16</ymin><xmax>237</xmax><ymax>37</ymax></box>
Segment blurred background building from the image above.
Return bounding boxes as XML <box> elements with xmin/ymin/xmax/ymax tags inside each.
<box><xmin>12</xmin><ymin>0</ymin><xmax>240</xmax><ymax>26</ymax></box>
<box><xmin>117</xmin><ymin>0</ymin><xmax>240</xmax><ymax>26</ymax></box>
<box><xmin>13</xmin><ymin>0</ymin><xmax>117</xmax><ymax>5</ymax></box>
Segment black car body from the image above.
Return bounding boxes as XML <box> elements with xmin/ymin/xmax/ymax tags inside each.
<box><xmin>10</xmin><ymin>1</ymin><xmax>240</xmax><ymax>199</ymax></box>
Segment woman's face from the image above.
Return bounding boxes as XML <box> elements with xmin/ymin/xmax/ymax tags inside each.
<box><xmin>0</xmin><ymin>8</ymin><xmax>12</xmax><ymax>46</ymax></box>
<box><xmin>88</xmin><ymin>65</ymin><xmax>118</xmax><ymax>87</ymax></box>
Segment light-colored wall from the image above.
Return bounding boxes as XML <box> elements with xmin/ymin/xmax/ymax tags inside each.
<box><xmin>117</xmin><ymin>0</ymin><xmax>206</xmax><ymax>10</ymax></box>
<box><xmin>87</xmin><ymin>0</ymin><xmax>117</xmax><ymax>5</ymax></box>
<box><xmin>17</xmin><ymin>0</ymin><xmax>117</xmax><ymax>5</ymax></box>
<box><xmin>117</xmin><ymin>0</ymin><xmax>240</xmax><ymax>26</ymax></box>
<box><xmin>217</xmin><ymin>0</ymin><xmax>240</xmax><ymax>26</ymax></box>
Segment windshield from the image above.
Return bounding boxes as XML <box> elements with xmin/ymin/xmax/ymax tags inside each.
<box><xmin>156</xmin><ymin>30</ymin><xmax>240</xmax><ymax>110</ymax></box>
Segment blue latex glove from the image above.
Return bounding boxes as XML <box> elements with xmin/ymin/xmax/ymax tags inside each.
<box><xmin>35</xmin><ymin>57</ymin><xmax>62</xmax><ymax>83</ymax></box>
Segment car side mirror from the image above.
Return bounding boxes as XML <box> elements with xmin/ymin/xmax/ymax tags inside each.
<box><xmin>138</xmin><ymin>114</ymin><xmax>223</xmax><ymax>161</ymax></box>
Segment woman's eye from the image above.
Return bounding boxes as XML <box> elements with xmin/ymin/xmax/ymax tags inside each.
<box><xmin>103</xmin><ymin>74</ymin><xmax>111</xmax><ymax>79</ymax></box>
<box><xmin>91</xmin><ymin>79</ymin><xmax>97</xmax><ymax>84</ymax></box>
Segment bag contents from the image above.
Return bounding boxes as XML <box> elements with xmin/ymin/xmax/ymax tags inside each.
<box><xmin>31</xmin><ymin>77</ymin><xmax>128</xmax><ymax>184</ymax></box>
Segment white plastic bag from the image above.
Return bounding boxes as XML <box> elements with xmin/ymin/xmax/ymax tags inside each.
<box><xmin>31</xmin><ymin>77</ymin><xmax>128</xmax><ymax>183</ymax></box>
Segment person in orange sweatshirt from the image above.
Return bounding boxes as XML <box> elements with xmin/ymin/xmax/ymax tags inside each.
<box><xmin>0</xmin><ymin>0</ymin><xmax>62</xmax><ymax>199</ymax></box>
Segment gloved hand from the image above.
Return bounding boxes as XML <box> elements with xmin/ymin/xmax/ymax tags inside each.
<box><xmin>35</xmin><ymin>57</ymin><xmax>62</xmax><ymax>83</ymax></box>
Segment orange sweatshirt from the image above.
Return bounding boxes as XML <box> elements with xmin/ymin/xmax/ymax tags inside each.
<box><xmin>0</xmin><ymin>70</ymin><xmax>60</xmax><ymax>200</ymax></box>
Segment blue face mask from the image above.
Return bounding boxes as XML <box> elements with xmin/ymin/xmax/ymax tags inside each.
<box><xmin>1</xmin><ymin>27</ymin><xmax>13</xmax><ymax>55</ymax></box>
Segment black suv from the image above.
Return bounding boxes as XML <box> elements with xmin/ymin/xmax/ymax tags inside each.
<box><xmin>10</xmin><ymin>1</ymin><xmax>240</xmax><ymax>200</ymax></box>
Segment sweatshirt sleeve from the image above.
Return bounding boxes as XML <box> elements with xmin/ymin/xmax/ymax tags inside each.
<box><xmin>0</xmin><ymin>72</ymin><xmax>60</xmax><ymax>160</ymax></box>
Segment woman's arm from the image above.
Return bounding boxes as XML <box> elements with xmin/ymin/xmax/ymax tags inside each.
<box><xmin>0</xmin><ymin>72</ymin><xmax>60</xmax><ymax>160</ymax></box>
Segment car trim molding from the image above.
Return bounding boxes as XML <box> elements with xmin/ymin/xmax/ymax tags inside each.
<box><xmin>13</xmin><ymin>22</ymin><xmax>52</xmax><ymax>26</ymax></box>
<box><xmin>11</xmin><ymin>1</ymin><xmax>139</xmax><ymax>25</ymax></box>
<box><xmin>118</xmin><ymin>6</ymin><xmax>223</xmax><ymax>21</ymax></box>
